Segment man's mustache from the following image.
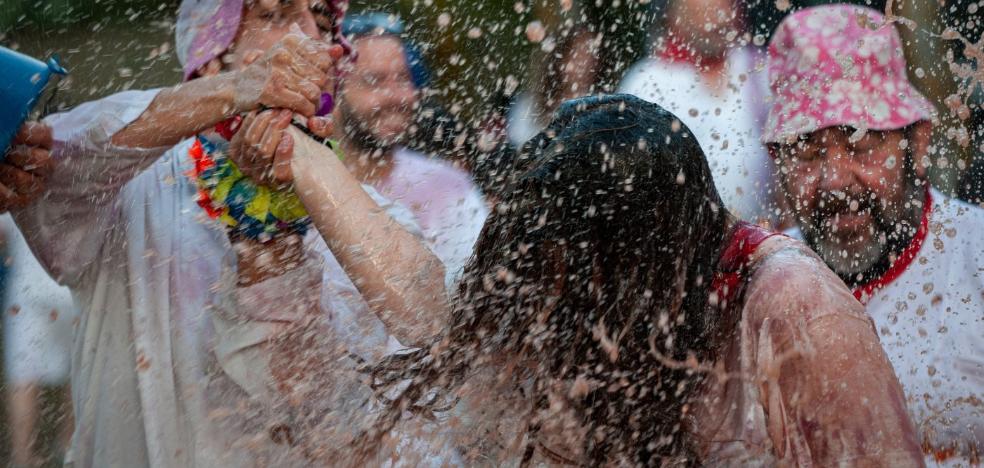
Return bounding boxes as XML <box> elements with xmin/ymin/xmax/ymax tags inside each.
<box><xmin>367</xmin><ymin>102</ymin><xmax>413</xmax><ymax>118</ymax></box>
<box><xmin>812</xmin><ymin>191</ymin><xmax>875</xmax><ymax>226</ymax></box>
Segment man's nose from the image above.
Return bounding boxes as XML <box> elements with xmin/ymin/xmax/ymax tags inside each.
<box><xmin>819</xmin><ymin>146</ymin><xmax>859</xmax><ymax>194</ymax></box>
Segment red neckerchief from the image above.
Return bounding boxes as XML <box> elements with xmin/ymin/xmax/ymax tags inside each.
<box><xmin>657</xmin><ymin>35</ymin><xmax>727</xmax><ymax>69</ymax></box>
<box><xmin>711</xmin><ymin>222</ymin><xmax>783</xmax><ymax>307</ymax></box>
<box><xmin>852</xmin><ymin>186</ymin><xmax>933</xmax><ymax>303</ymax></box>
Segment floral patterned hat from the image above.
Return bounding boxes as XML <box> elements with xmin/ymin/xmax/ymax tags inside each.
<box><xmin>175</xmin><ymin>0</ymin><xmax>349</xmax><ymax>81</ymax></box>
<box><xmin>762</xmin><ymin>4</ymin><xmax>936</xmax><ymax>144</ymax></box>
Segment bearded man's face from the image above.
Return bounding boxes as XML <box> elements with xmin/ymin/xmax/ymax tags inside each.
<box><xmin>777</xmin><ymin>126</ymin><xmax>915</xmax><ymax>276</ymax></box>
<box><xmin>338</xmin><ymin>35</ymin><xmax>418</xmax><ymax>149</ymax></box>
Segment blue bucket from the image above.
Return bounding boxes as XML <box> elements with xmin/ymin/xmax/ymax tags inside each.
<box><xmin>0</xmin><ymin>46</ymin><xmax>68</xmax><ymax>158</ymax></box>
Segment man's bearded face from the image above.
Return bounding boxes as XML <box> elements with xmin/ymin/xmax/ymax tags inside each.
<box><xmin>338</xmin><ymin>35</ymin><xmax>418</xmax><ymax>150</ymax></box>
<box><xmin>777</xmin><ymin>126</ymin><xmax>915</xmax><ymax>276</ymax></box>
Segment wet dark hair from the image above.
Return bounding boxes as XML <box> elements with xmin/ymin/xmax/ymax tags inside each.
<box><xmin>364</xmin><ymin>94</ymin><xmax>732</xmax><ymax>465</ymax></box>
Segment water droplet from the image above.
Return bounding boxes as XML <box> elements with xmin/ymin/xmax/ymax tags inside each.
<box><xmin>526</xmin><ymin>21</ymin><xmax>546</xmax><ymax>43</ymax></box>
<box><xmin>437</xmin><ymin>13</ymin><xmax>451</xmax><ymax>28</ymax></box>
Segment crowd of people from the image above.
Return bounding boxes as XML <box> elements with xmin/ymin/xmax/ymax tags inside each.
<box><xmin>0</xmin><ymin>0</ymin><xmax>980</xmax><ymax>466</ymax></box>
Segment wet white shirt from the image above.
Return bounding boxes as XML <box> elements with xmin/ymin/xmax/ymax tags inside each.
<box><xmin>13</xmin><ymin>89</ymin><xmax>487</xmax><ymax>467</ymax></box>
<box><xmin>787</xmin><ymin>189</ymin><xmax>984</xmax><ymax>465</ymax></box>
<box><xmin>620</xmin><ymin>48</ymin><xmax>775</xmax><ymax>223</ymax></box>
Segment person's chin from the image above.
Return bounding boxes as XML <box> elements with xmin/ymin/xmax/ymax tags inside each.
<box><xmin>823</xmin><ymin>228</ymin><xmax>876</xmax><ymax>258</ymax></box>
<box><xmin>805</xmin><ymin>215</ymin><xmax>875</xmax><ymax>261</ymax></box>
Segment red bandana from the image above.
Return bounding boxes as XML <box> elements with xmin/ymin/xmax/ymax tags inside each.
<box><xmin>711</xmin><ymin>222</ymin><xmax>783</xmax><ymax>309</ymax></box>
<box><xmin>657</xmin><ymin>35</ymin><xmax>727</xmax><ymax>69</ymax></box>
<box><xmin>852</xmin><ymin>186</ymin><xmax>933</xmax><ymax>303</ymax></box>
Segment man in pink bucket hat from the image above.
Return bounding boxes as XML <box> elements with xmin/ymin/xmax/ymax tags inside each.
<box><xmin>766</xmin><ymin>4</ymin><xmax>983</xmax><ymax>463</ymax></box>
<box><xmin>6</xmin><ymin>0</ymin><xmax>468</xmax><ymax>466</ymax></box>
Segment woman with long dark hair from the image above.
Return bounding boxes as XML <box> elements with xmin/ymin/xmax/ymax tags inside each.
<box><xmin>224</xmin><ymin>95</ymin><xmax>922</xmax><ymax>466</ymax></box>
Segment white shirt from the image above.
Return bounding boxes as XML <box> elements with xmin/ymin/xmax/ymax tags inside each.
<box><xmin>1</xmin><ymin>214</ymin><xmax>78</xmax><ymax>385</ymax></box>
<box><xmin>786</xmin><ymin>188</ymin><xmax>984</xmax><ymax>465</ymax></box>
<box><xmin>14</xmin><ymin>89</ymin><xmax>488</xmax><ymax>467</ymax></box>
<box><xmin>620</xmin><ymin>48</ymin><xmax>774</xmax><ymax>223</ymax></box>
<box><xmin>506</xmin><ymin>92</ymin><xmax>544</xmax><ymax>148</ymax></box>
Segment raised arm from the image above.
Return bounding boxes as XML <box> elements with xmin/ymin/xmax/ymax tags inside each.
<box><xmin>111</xmin><ymin>30</ymin><xmax>336</xmax><ymax>150</ymax></box>
<box><xmin>287</xmin><ymin>127</ymin><xmax>449</xmax><ymax>346</ymax></box>
<box><xmin>12</xmin><ymin>89</ymin><xmax>173</xmax><ymax>285</ymax></box>
<box><xmin>12</xmin><ymin>29</ymin><xmax>335</xmax><ymax>286</ymax></box>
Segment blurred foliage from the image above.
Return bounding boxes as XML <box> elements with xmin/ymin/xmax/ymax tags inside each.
<box><xmin>1</xmin><ymin>0</ymin><xmax>180</xmax><ymax>110</ymax></box>
<box><xmin>0</xmin><ymin>0</ymin><xmax>178</xmax><ymax>29</ymax></box>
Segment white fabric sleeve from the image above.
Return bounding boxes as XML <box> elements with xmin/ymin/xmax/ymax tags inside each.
<box><xmin>424</xmin><ymin>186</ymin><xmax>488</xmax><ymax>291</ymax></box>
<box><xmin>12</xmin><ymin>89</ymin><xmax>172</xmax><ymax>287</ymax></box>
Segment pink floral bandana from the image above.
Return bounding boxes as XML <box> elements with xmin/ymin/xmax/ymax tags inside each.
<box><xmin>762</xmin><ymin>4</ymin><xmax>936</xmax><ymax>144</ymax></box>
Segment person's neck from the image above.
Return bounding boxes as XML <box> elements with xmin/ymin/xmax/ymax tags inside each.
<box><xmin>339</xmin><ymin>138</ymin><xmax>397</xmax><ymax>185</ymax></box>
<box><xmin>838</xmin><ymin>183</ymin><xmax>928</xmax><ymax>288</ymax></box>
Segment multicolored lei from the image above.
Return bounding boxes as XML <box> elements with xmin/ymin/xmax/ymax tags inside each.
<box><xmin>188</xmin><ymin>133</ymin><xmax>312</xmax><ymax>242</ymax></box>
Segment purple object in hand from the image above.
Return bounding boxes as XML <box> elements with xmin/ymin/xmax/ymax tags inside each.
<box><xmin>316</xmin><ymin>93</ymin><xmax>334</xmax><ymax>117</ymax></box>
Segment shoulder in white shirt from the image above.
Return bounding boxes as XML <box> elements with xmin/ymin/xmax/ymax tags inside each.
<box><xmin>785</xmin><ymin>188</ymin><xmax>984</xmax><ymax>463</ymax></box>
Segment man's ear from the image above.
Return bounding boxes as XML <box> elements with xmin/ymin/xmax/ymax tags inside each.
<box><xmin>908</xmin><ymin>120</ymin><xmax>933</xmax><ymax>180</ymax></box>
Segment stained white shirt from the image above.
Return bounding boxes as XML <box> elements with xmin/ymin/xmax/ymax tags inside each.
<box><xmin>13</xmin><ymin>89</ymin><xmax>487</xmax><ymax>467</ymax></box>
<box><xmin>787</xmin><ymin>189</ymin><xmax>984</xmax><ymax>465</ymax></box>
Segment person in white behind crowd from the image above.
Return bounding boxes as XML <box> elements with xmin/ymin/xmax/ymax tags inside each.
<box><xmin>620</xmin><ymin>0</ymin><xmax>775</xmax><ymax>224</ymax></box>
<box><xmin>764</xmin><ymin>5</ymin><xmax>982</xmax><ymax>464</ymax></box>
<box><xmin>1</xmin><ymin>214</ymin><xmax>78</xmax><ymax>466</ymax></box>
<box><xmin>506</xmin><ymin>24</ymin><xmax>601</xmax><ymax>148</ymax></box>
<box><xmin>334</xmin><ymin>13</ymin><xmax>488</xmax><ymax>280</ymax></box>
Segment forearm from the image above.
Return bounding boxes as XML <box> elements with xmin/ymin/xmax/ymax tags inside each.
<box><xmin>110</xmin><ymin>72</ymin><xmax>239</xmax><ymax>149</ymax></box>
<box><xmin>289</xmin><ymin>127</ymin><xmax>448</xmax><ymax>346</ymax></box>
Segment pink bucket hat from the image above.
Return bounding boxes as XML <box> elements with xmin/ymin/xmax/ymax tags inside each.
<box><xmin>175</xmin><ymin>0</ymin><xmax>350</xmax><ymax>81</ymax></box>
<box><xmin>762</xmin><ymin>4</ymin><xmax>936</xmax><ymax>144</ymax></box>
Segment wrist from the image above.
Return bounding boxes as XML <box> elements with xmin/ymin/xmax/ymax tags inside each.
<box><xmin>224</xmin><ymin>70</ymin><xmax>253</xmax><ymax>115</ymax></box>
